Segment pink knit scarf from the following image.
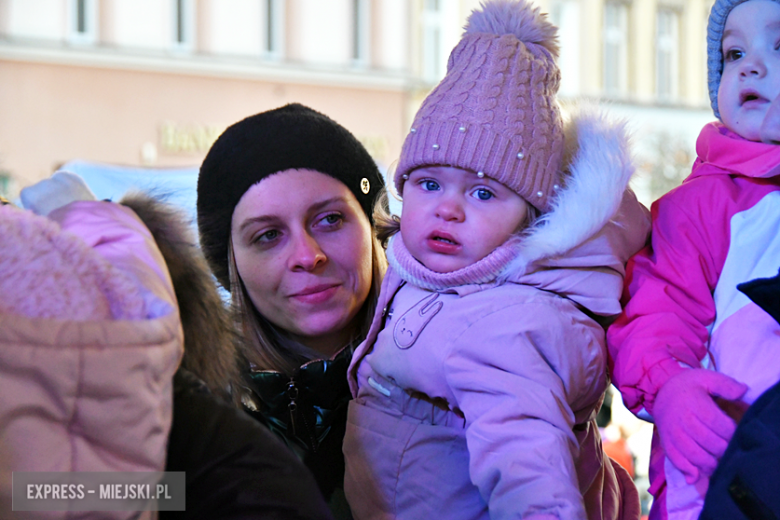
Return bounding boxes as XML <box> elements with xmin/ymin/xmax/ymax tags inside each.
<box><xmin>386</xmin><ymin>233</ymin><xmax>522</xmax><ymax>291</ymax></box>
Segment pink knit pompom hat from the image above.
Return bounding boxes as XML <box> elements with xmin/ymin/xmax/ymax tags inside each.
<box><xmin>395</xmin><ymin>0</ymin><xmax>563</xmax><ymax>212</ymax></box>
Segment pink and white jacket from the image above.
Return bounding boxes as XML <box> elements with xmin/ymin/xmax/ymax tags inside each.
<box><xmin>345</xmin><ymin>112</ymin><xmax>650</xmax><ymax>520</ymax></box>
<box><xmin>607</xmin><ymin>122</ymin><xmax>780</xmax><ymax>520</ymax></box>
<box><xmin>0</xmin><ymin>201</ymin><xmax>183</xmax><ymax>519</ymax></box>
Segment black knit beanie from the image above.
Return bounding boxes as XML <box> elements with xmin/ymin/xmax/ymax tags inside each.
<box><xmin>197</xmin><ymin>103</ymin><xmax>384</xmax><ymax>290</ymax></box>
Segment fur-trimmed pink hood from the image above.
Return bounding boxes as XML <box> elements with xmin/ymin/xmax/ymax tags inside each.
<box><xmin>505</xmin><ymin>109</ymin><xmax>652</xmax><ymax>315</ymax></box>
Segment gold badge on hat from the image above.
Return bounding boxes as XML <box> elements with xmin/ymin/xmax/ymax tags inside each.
<box><xmin>360</xmin><ymin>178</ymin><xmax>370</xmax><ymax>194</ymax></box>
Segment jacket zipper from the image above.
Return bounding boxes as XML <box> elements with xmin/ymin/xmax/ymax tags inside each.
<box><xmin>287</xmin><ymin>379</ymin><xmax>299</xmax><ymax>437</ymax></box>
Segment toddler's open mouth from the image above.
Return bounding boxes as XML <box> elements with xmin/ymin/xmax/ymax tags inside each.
<box><xmin>429</xmin><ymin>231</ymin><xmax>460</xmax><ymax>246</ymax></box>
<box><xmin>740</xmin><ymin>90</ymin><xmax>765</xmax><ymax>105</ymax></box>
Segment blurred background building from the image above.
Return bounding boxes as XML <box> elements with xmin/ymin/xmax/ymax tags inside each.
<box><xmin>1</xmin><ymin>0</ymin><xmax>720</xmax><ymax>514</ymax></box>
<box><xmin>1</xmin><ymin>0</ymin><xmax>716</xmax><ymax>206</ymax></box>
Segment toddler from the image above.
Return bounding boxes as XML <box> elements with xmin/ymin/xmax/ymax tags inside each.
<box><xmin>343</xmin><ymin>1</ymin><xmax>650</xmax><ymax>518</ymax></box>
<box><xmin>0</xmin><ymin>173</ymin><xmax>183</xmax><ymax>517</ymax></box>
<box><xmin>607</xmin><ymin>0</ymin><xmax>780</xmax><ymax>518</ymax></box>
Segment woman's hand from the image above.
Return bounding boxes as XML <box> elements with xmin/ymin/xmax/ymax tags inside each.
<box><xmin>653</xmin><ymin>368</ymin><xmax>747</xmax><ymax>484</ymax></box>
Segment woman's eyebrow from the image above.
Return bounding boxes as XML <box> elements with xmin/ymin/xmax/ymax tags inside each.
<box><xmin>237</xmin><ymin>197</ymin><xmax>348</xmax><ymax>232</ymax></box>
<box><xmin>309</xmin><ymin>197</ymin><xmax>349</xmax><ymax>213</ymax></box>
<box><xmin>238</xmin><ymin>215</ymin><xmax>278</xmax><ymax>233</ymax></box>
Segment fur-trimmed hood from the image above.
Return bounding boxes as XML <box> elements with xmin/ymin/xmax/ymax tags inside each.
<box><xmin>386</xmin><ymin>109</ymin><xmax>650</xmax><ymax>316</ymax></box>
<box><xmin>504</xmin><ymin>109</ymin><xmax>651</xmax><ymax>316</ymax></box>
<box><xmin>120</xmin><ymin>193</ymin><xmax>243</xmax><ymax>404</ymax></box>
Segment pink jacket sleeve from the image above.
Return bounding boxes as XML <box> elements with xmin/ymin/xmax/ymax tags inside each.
<box><xmin>607</xmin><ymin>181</ymin><xmax>729</xmax><ymax>416</ymax></box>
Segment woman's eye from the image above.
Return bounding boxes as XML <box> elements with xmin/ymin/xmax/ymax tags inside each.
<box><xmin>473</xmin><ymin>188</ymin><xmax>494</xmax><ymax>201</ymax></box>
<box><xmin>318</xmin><ymin>213</ymin><xmax>343</xmax><ymax>228</ymax></box>
<box><xmin>254</xmin><ymin>229</ymin><xmax>280</xmax><ymax>243</ymax></box>
<box><xmin>421</xmin><ymin>180</ymin><xmax>440</xmax><ymax>191</ymax></box>
<box><xmin>724</xmin><ymin>48</ymin><xmax>744</xmax><ymax>62</ymax></box>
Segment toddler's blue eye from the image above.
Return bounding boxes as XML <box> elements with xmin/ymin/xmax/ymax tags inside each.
<box><xmin>474</xmin><ymin>188</ymin><xmax>494</xmax><ymax>201</ymax></box>
<box><xmin>422</xmin><ymin>180</ymin><xmax>440</xmax><ymax>191</ymax></box>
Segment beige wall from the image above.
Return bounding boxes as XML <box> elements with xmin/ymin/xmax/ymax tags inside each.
<box><xmin>0</xmin><ymin>58</ymin><xmax>406</xmax><ymax>190</ymax></box>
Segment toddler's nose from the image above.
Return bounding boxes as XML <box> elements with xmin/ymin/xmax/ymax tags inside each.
<box><xmin>435</xmin><ymin>197</ymin><xmax>465</xmax><ymax>222</ymax></box>
<box><xmin>739</xmin><ymin>53</ymin><xmax>767</xmax><ymax>78</ymax></box>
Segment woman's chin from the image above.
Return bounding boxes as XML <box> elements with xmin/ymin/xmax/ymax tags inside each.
<box><xmin>289</xmin><ymin>311</ymin><xmax>359</xmax><ymax>352</ymax></box>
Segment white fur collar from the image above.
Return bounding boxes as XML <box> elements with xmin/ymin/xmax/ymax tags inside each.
<box><xmin>498</xmin><ymin>109</ymin><xmax>637</xmax><ymax>281</ymax></box>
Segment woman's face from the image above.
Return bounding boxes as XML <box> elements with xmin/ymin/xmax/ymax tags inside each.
<box><xmin>231</xmin><ymin>169</ymin><xmax>373</xmax><ymax>356</ymax></box>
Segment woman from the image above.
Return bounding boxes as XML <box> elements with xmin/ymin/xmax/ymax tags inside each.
<box><xmin>197</xmin><ymin>103</ymin><xmax>386</xmax><ymax>517</ymax></box>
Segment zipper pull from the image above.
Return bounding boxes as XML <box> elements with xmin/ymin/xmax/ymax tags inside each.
<box><xmin>287</xmin><ymin>380</ymin><xmax>299</xmax><ymax>436</ymax></box>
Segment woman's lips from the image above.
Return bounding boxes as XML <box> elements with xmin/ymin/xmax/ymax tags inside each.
<box><xmin>290</xmin><ymin>284</ymin><xmax>340</xmax><ymax>304</ymax></box>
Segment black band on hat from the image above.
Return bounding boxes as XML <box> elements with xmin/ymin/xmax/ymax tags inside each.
<box><xmin>197</xmin><ymin>103</ymin><xmax>384</xmax><ymax>290</ymax></box>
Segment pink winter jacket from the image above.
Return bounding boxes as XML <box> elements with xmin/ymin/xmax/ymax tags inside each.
<box><xmin>345</xmin><ymin>112</ymin><xmax>651</xmax><ymax>520</ymax></box>
<box><xmin>607</xmin><ymin>122</ymin><xmax>780</xmax><ymax>520</ymax></box>
<box><xmin>0</xmin><ymin>201</ymin><xmax>183</xmax><ymax>518</ymax></box>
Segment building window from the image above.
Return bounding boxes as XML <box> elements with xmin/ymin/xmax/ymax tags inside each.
<box><xmin>69</xmin><ymin>0</ymin><xmax>96</xmax><ymax>44</ymax></box>
<box><xmin>550</xmin><ymin>0</ymin><xmax>581</xmax><ymax>97</ymax></box>
<box><xmin>353</xmin><ymin>0</ymin><xmax>370</xmax><ymax>65</ymax></box>
<box><xmin>264</xmin><ymin>0</ymin><xmax>284</xmax><ymax>58</ymax></box>
<box><xmin>422</xmin><ymin>0</ymin><xmax>444</xmax><ymax>82</ymax></box>
<box><xmin>603</xmin><ymin>2</ymin><xmax>628</xmax><ymax>97</ymax></box>
<box><xmin>656</xmin><ymin>8</ymin><xmax>679</xmax><ymax>101</ymax></box>
<box><xmin>172</xmin><ymin>0</ymin><xmax>194</xmax><ymax>50</ymax></box>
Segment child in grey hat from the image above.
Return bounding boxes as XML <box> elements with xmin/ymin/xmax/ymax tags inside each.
<box><xmin>608</xmin><ymin>0</ymin><xmax>780</xmax><ymax>518</ymax></box>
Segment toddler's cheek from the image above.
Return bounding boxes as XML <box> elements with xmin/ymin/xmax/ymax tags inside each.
<box><xmin>760</xmin><ymin>94</ymin><xmax>780</xmax><ymax>144</ymax></box>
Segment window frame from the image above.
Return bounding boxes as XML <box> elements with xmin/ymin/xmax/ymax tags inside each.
<box><xmin>603</xmin><ymin>1</ymin><xmax>629</xmax><ymax>97</ymax></box>
<box><xmin>656</xmin><ymin>7</ymin><xmax>680</xmax><ymax>101</ymax></box>
<box><xmin>68</xmin><ymin>0</ymin><xmax>97</xmax><ymax>45</ymax></box>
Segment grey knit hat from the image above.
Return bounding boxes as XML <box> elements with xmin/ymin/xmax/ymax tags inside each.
<box><xmin>707</xmin><ymin>0</ymin><xmax>780</xmax><ymax>119</ymax></box>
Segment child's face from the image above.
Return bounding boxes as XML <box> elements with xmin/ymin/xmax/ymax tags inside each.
<box><xmin>717</xmin><ymin>0</ymin><xmax>780</xmax><ymax>141</ymax></box>
<box><xmin>400</xmin><ymin>166</ymin><xmax>530</xmax><ymax>273</ymax></box>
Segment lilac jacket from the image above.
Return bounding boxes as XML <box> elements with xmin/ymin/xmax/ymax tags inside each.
<box><xmin>608</xmin><ymin>123</ymin><xmax>780</xmax><ymax>520</ymax></box>
<box><xmin>345</xmin><ymin>112</ymin><xmax>651</xmax><ymax>520</ymax></box>
<box><xmin>0</xmin><ymin>202</ymin><xmax>183</xmax><ymax>519</ymax></box>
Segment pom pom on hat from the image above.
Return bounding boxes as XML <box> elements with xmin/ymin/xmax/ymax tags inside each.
<box><xmin>464</xmin><ymin>0</ymin><xmax>559</xmax><ymax>58</ymax></box>
<box><xmin>395</xmin><ymin>0</ymin><xmax>564</xmax><ymax>212</ymax></box>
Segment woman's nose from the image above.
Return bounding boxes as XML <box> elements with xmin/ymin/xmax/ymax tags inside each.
<box><xmin>288</xmin><ymin>231</ymin><xmax>327</xmax><ymax>271</ymax></box>
<box><xmin>435</xmin><ymin>196</ymin><xmax>465</xmax><ymax>222</ymax></box>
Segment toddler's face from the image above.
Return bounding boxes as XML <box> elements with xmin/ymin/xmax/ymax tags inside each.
<box><xmin>717</xmin><ymin>0</ymin><xmax>780</xmax><ymax>141</ymax></box>
<box><xmin>400</xmin><ymin>166</ymin><xmax>530</xmax><ymax>273</ymax></box>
